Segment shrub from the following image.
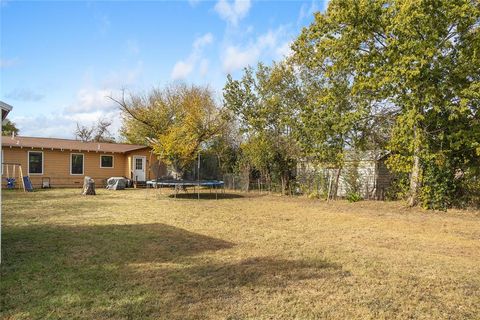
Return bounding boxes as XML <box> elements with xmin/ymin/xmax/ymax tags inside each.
<box><xmin>347</xmin><ymin>192</ymin><xmax>363</xmax><ymax>203</ymax></box>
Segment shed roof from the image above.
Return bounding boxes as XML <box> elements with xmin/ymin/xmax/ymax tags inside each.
<box><xmin>299</xmin><ymin>150</ymin><xmax>389</xmax><ymax>165</ymax></box>
<box><xmin>1</xmin><ymin>136</ymin><xmax>149</xmax><ymax>153</ymax></box>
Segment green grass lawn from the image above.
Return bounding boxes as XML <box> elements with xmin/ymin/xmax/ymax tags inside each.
<box><xmin>1</xmin><ymin>188</ymin><xmax>479</xmax><ymax>319</ymax></box>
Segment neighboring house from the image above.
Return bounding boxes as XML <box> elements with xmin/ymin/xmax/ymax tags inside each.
<box><xmin>1</xmin><ymin>136</ymin><xmax>167</xmax><ymax>188</ymax></box>
<box><xmin>297</xmin><ymin>150</ymin><xmax>393</xmax><ymax>200</ymax></box>
<box><xmin>0</xmin><ymin>101</ymin><xmax>13</xmax><ymax>121</ymax></box>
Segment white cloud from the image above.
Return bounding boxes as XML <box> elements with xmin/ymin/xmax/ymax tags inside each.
<box><xmin>275</xmin><ymin>41</ymin><xmax>293</xmax><ymax>59</ymax></box>
<box><xmin>12</xmin><ymin>88</ymin><xmax>123</xmax><ymax>138</ymax></box>
<box><xmin>222</xmin><ymin>46</ymin><xmax>260</xmax><ymax>73</ymax></box>
<box><xmin>221</xmin><ymin>27</ymin><xmax>290</xmax><ymax>73</ymax></box>
<box><xmin>193</xmin><ymin>33</ymin><xmax>214</xmax><ymax>49</ymax></box>
<box><xmin>66</xmin><ymin>88</ymin><xmax>117</xmax><ymax>113</ymax></box>
<box><xmin>258</xmin><ymin>30</ymin><xmax>278</xmax><ymax>48</ymax></box>
<box><xmin>199</xmin><ymin>59</ymin><xmax>210</xmax><ymax>77</ymax></box>
<box><xmin>11</xmin><ymin>62</ymin><xmax>143</xmax><ymax>139</ymax></box>
<box><xmin>12</xmin><ymin>109</ymin><xmax>122</xmax><ymax>139</ymax></box>
<box><xmin>171</xmin><ymin>33</ymin><xmax>214</xmax><ymax>80</ymax></box>
<box><xmin>214</xmin><ymin>0</ymin><xmax>251</xmax><ymax>26</ymax></box>
<box><xmin>65</xmin><ymin>67</ymin><xmax>139</xmax><ymax>118</ymax></box>
<box><xmin>13</xmin><ymin>114</ymin><xmax>78</xmax><ymax>138</ymax></box>
<box><xmin>66</xmin><ymin>62</ymin><xmax>144</xmax><ymax>114</ymax></box>
<box><xmin>171</xmin><ymin>61</ymin><xmax>195</xmax><ymax>80</ymax></box>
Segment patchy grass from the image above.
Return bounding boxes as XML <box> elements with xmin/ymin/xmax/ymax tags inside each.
<box><xmin>1</xmin><ymin>188</ymin><xmax>479</xmax><ymax>319</ymax></box>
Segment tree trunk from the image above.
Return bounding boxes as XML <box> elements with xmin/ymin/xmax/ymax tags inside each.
<box><xmin>170</xmin><ymin>162</ymin><xmax>184</xmax><ymax>180</ymax></box>
<box><xmin>280</xmin><ymin>171</ymin><xmax>289</xmax><ymax>195</ymax></box>
<box><xmin>241</xmin><ymin>164</ymin><xmax>250</xmax><ymax>192</ymax></box>
<box><xmin>82</xmin><ymin>176</ymin><xmax>96</xmax><ymax>195</ymax></box>
<box><xmin>266</xmin><ymin>172</ymin><xmax>272</xmax><ymax>194</ymax></box>
<box><xmin>333</xmin><ymin>167</ymin><xmax>342</xmax><ymax>200</ymax></box>
<box><xmin>408</xmin><ymin>126</ymin><xmax>422</xmax><ymax>207</ymax></box>
<box><xmin>408</xmin><ymin>154</ymin><xmax>421</xmax><ymax>207</ymax></box>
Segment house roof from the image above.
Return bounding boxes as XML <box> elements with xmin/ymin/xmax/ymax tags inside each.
<box><xmin>344</xmin><ymin>150</ymin><xmax>390</xmax><ymax>162</ymax></box>
<box><xmin>1</xmin><ymin>136</ymin><xmax>149</xmax><ymax>153</ymax></box>
<box><xmin>0</xmin><ymin>101</ymin><xmax>13</xmax><ymax>120</ymax></box>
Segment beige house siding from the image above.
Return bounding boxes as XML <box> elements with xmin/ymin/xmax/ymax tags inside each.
<box><xmin>1</xmin><ymin>146</ymin><xmax>162</xmax><ymax>188</ymax></box>
<box><xmin>123</xmin><ymin>148</ymin><xmax>167</xmax><ymax>181</ymax></box>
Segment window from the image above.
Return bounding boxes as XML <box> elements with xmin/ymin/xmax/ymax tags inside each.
<box><xmin>28</xmin><ymin>151</ymin><xmax>43</xmax><ymax>174</ymax></box>
<box><xmin>70</xmin><ymin>153</ymin><xmax>84</xmax><ymax>175</ymax></box>
<box><xmin>100</xmin><ymin>155</ymin><xmax>114</xmax><ymax>168</ymax></box>
<box><xmin>135</xmin><ymin>158</ymin><xmax>143</xmax><ymax>170</ymax></box>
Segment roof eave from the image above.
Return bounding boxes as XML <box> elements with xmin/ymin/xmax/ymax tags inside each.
<box><xmin>0</xmin><ymin>101</ymin><xmax>13</xmax><ymax>120</ymax></box>
<box><xmin>2</xmin><ymin>144</ymin><xmax>147</xmax><ymax>154</ymax></box>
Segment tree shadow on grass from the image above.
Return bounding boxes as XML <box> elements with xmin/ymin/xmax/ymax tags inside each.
<box><xmin>1</xmin><ymin>223</ymin><xmax>234</xmax><ymax>318</ymax></box>
<box><xmin>1</xmin><ymin>223</ymin><xmax>234</xmax><ymax>265</ymax></box>
<box><xmin>0</xmin><ymin>223</ymin><xmax>347</xmax><ymax>319</ymax></box>
<box><xmin>127</xmin><ymin>256</ymin><xmax>348</xmax><ymax>319</ymax></box>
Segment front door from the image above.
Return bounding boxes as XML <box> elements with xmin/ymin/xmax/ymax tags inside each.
<box><xmin>133</xmin><ymin>156</ymin><xmax>146</xmax><ymax>181</ymax></box>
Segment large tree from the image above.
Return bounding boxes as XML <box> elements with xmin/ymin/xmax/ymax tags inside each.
<box><xmin>293</xmin><ymin>0</ymin><xmax>480</xmax><ymax>207</ymax></box>
<box><xmin>115</xmin><ymin>83</ymin><xmax>225</xmax><ymax>178</ymax></box>
<box><xmin>223</xmin><ymin>62</ymin><xmax>303</xmax><ymax>193</ymax></box>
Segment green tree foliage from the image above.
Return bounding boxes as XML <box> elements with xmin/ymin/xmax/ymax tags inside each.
<box><xmin>115</xmin><ymin>83</ymin><xmax>225</xmax><ymax>178</ymax></box>
<box><xmin>223</xmin><ymin>62</ymin><xmax>302</xmax><ymax>194</ymax></box>
<box><xmin>293</xmin><ymin>0</ymin><xmax>480</xmax><ymax>208</ymax></box>
<box><xmin>2</xmin><ymin>119</ymin><xmax>19</xmax><ymax>136</ymax></box>
<box><xmin>207</xmin><ymin>122</ymin><xmax>240</xmax><ymax>175</ymax></box>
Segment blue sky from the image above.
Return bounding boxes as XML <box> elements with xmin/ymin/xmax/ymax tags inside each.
<box><xmin>0</xmin><ymin>0</ymin><xmax>328</xmax><ymax>139</ymax></box>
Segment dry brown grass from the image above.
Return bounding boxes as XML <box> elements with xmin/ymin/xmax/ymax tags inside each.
<box><xmin>1</xmin><ymin>188</ymin><xmax>479</xmax><ymax>319</ymax></box>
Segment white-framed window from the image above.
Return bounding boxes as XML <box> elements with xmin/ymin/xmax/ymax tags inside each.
<box><xmin>135</xmin><ymin>157</ymin><xmax>143</xmax><ymax>170</ymax></box>
<box><xmin>70</xmin><ymin>153</ymin><xmax>84</xmax><ymax>175</ymax></box>
<box><xmin>28</xmin><ymin>151</ymin><xmax>44</xmax><ymax>175</ymax></box>
<box><xmin>100</xmin><ymin>155</ymin><xmax>114</xmax><ymax>168</ymax></box>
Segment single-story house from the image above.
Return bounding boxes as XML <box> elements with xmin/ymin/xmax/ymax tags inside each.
<box><xmin>1</xmin><ymin>135</ymin><xmax>167</xmax><ymax>188</ymax></box>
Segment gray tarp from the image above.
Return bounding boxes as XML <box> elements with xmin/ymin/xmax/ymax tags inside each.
<box><xmin>106</xmin><ymin>177</ymin><xmax>128</xmax><ymax>190</ymax></box>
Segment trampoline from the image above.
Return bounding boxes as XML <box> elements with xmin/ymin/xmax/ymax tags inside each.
<box><xmin>146</xmin><ymin>179</ymin><xmax>225</xmax><ymax>199</ymax></box>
